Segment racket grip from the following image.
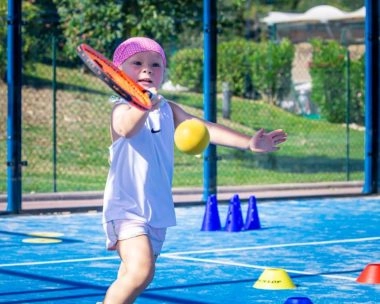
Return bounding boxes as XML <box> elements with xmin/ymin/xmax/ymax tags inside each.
<box><xmin>150</xmin><ymin>109</ymin><xmax>161</xmax><ymax>133</ymax></box>
<box><xmin>148</xmin><ymin>91</ymin><xmax>162</xmax><ymax>108</ymax></box>
<box><xmin>144</xmin><ymin>90</ymin><xmax>153</xmax><ymax>99</ymax></box>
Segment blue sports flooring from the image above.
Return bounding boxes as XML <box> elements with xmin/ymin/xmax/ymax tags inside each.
<box><xmin>0</xmin><ymin>196</ymin><xmax>379</xmax><ymax>304</ymax></box>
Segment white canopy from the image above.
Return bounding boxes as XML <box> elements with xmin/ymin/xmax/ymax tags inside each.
<box><xmin>261</xmin><ymin>5</ymin><xmax>365</xmax><ymax>25</ymax></box>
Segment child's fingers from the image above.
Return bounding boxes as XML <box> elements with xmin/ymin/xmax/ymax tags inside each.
<box><xmin>148</xmin><ymin>92</ymin><xmax>166</xmax><ymax>109</ymax></box>
<box><xmin>255</xmin><ymin>128</ymin><xmax>265</xmax><ymax>137</ymax></box>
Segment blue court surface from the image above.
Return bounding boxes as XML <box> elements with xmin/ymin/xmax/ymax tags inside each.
<box><xmin>0</xmin><ymin>196</ymin><xmax>379</xmax><ymax>304</ymax></box>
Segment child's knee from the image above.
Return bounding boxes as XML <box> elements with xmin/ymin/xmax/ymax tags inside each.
<box><xmin>135</xmin><ymin>261</ymin><xmax>155</xmax><ymax>285</ymax></box>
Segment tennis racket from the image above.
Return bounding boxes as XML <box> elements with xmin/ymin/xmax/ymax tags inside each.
<box><xmin>76</xmin><ymin>43</ymin><xmax>152</xmax><ymax>111</ymax></box>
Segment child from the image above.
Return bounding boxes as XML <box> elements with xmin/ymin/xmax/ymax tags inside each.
<box><xmin>101</xmin><ymin>37</ymin><xmax>287</xmax><ymax>304</ymax></box>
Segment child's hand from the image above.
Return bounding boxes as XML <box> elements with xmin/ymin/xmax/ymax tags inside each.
<box><xmin>148</xmin><ymin>88</ymin><xmax>165</xmax><ymax>110</ymax></box>
<box><xmin>249</xmin><ymin>129</ymin><xmax>287</xmax><ymax>153</ymax></box>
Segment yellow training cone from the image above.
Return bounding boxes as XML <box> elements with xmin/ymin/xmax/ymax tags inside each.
<box><xmin>22</xmin><ymin>238</ymin><xmax>62</xmax><ymax>244</ymax></box>
<box><xmin>253</xmin><ymin>268</ymin><xmax>296</xmax><ymax>290</ymax></box>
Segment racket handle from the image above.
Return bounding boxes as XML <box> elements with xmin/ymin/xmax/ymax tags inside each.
<box><xmin>150</xmin><ymin>109</ymin><xmax>161</xmax><ymax>133</ymax></box>
<box><xmin>144</xmin><ymin>90</ymin><xmax>153</xmax><ymax>99</ymax></box>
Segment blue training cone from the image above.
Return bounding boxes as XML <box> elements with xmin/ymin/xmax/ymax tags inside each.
<box><xmin>284</xmin><ymin>297</ymin><xmax>313</xmax><ymax>304</ymax></box>
<box><xmin>244</xmin><ymin>195</ymin><xmax>261</xmax><ymax>230</ymax></box>
<box><xmin>201</xmin><ymin>194</ymin><xmax>221</xmax><ymax>231</ymax></box>
<box><xmin>224</xmin><ymin>194</ymin><xmax>244</xmax><ymax>232</ymax></box>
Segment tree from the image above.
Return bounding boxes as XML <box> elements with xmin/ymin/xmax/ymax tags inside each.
<box><xmin>0</xmin><ymin>2</ymin><xmax>6</xmax><ymax>81</ymax></box>
<box><xmin>52</xmin><ymin>0</ymin><xmax>124</xmax><ymax>60</ymax></box>
<box><xmin>51</xmin><ymin>0</ymin><xmax>204</xmax><ymax>61</ymax></box>
<box><xmin>0</xmin><ymin>1</ymin><xmax>59</xmax><ymax>82</ymax></box>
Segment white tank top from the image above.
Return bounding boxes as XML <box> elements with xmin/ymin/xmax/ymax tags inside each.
<box><xmin>103</xmin><ymin>100</ymin><xmax>176</xmax><ymax>228</ymax></box>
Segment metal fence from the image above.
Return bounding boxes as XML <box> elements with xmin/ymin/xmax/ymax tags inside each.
<box><xmin>0</xmin><ymin>16</ymin><xmax>365</xmax><ymax>198</ymax></box>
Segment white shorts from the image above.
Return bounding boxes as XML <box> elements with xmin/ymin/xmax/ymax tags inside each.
<box><xmin>103</xmin><ymin>219</ymin><xmax>167</xmax><ymax>256</ymax></box>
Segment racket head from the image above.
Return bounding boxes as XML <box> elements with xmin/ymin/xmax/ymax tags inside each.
<box><xmin>76</xmin><ymin>43</ymin><xmax>152</xmax><ymax>111</ymax></box>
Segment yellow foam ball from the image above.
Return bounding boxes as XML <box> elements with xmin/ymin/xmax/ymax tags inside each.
<box><xmin>174</xmin><ymin>119</ymin><xmax>210</xmax><ymax>155</ymax></box>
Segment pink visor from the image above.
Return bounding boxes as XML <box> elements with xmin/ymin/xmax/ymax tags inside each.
<box><xmin>112</xmin><ymin>37</ymin><xmax>166</xmax><ymax>68</ymax></box>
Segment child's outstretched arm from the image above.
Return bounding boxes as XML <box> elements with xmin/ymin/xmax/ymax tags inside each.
<box><xmin>170</xmin><ymin>101</ymin><xmax>287</xmax><ymax>153</ymax></box>
<box><xmin>204</xmin><ymin>123</ymin><xmax>286</xmax><ymax>153</ymax></box>
<box><xmin>247</xmin><ymin>128</ymin><xmax>287</xmax><ymax>152</ymax></box>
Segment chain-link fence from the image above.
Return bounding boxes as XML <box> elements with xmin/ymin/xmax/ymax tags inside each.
<box><xmin>0</xmin><ymin>10</ymin><xmax>365</xmax><ymax>199</ymax></box>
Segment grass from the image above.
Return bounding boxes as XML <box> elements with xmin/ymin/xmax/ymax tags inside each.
<box><xmin>0</xmin><ymin>62</ymin><xmax>364</xmax><ymax>194</ymax></box>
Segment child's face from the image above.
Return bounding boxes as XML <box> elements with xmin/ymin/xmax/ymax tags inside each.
<box><xmin>120</xmin><ymin>51</ymin><xmax>165</xmax><ymax>90</ymax></box>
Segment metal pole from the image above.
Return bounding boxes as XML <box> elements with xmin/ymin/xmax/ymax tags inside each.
<box><xmin>363</xmin><ymin>0</ymin><xmax>379</xmax><ymax>194</ymax></box>
<box><xmin>202</xmin><ymin>0</ymin><xmax>217</xmax><ymax>201</ymax></box>
<box><xmin>345</xmin><ymin>49</ymin><xmax>351</xmax><ymax>181</ymax></box>
<box><xmin>6</xmin><ymin>0</ymin><xmax>23</xmax><ymax>213</ymax></box>
<box><xmin>52</xmin><ymin>35</ymin><xmax>58</xmax><ymax>192</ymax></box>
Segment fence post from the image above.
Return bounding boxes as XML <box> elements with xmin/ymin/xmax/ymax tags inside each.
<box><xmin>345</xmin><ymin>48</ymin><xmax>351</xmax><ymax>181</ymax></box>
<box><xmin>52</xmin><ymin>34</ymin><xmax>58</xmax><ymax>192</ymax></box>
<box><xmin>364</xmin><ymin>0</ymin><xmax>379</xmax><ymax>194</ymax></box>
<box><xmin>202</xmin><ymin>0</ymin><xmax>218</xmax><ymax>202</ymax></box>
<box><xmin>6</xmin><ymin>0</ymin><xmax>23</xmax><ymax>213</ymax></box>
<box><xmin>222</xmin><ymin>82</ymin><xmax>231</xmax><ymax>119</ymax></box>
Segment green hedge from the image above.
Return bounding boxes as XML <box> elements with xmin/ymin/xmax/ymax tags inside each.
<box><xmin>170</xmin><ymin>39</ymin><xmax>294</xmax><ymax>104</ymax></box>
<box><xmin>310</xmin><ymin>39</ymin><xmax>365</xmax><ymax>124</ymax></box>
<box><xmin>169</xmin><ymin>48</ymin><xmax>204</xmax><ymax>92</ymax></box>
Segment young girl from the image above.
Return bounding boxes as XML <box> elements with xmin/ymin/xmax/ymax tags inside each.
<box><xmin>101</xmin><ymin>37</ymin><xmax>287</xmax><ymax>303</ymax></box>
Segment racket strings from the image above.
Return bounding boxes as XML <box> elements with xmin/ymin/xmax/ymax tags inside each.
<box><xmin>77</xmin><ymin>44</ymin><xmax>152</xmax><ymax>111</ymax></box>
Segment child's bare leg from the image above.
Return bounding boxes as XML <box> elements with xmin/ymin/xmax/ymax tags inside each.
<box><xmin>103</xmin><ymin>235</ymin><xmax>155</xmax><ymax>304</ymax></box>
<box><xmin>117</xmin><ymin>260</ymin><xmax>127</xmax><ymax>278</ymax></box>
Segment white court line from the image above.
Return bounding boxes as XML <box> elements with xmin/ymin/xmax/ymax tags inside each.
<box><xmin>0</xmin><ymin>256</ymin><xmax>119</xmax><ymax>268</ymax></box>
<box><xmin>0</xmin><ymin>254</ymin><xmax>357</xmax><ymax>282</ymax></box>
<box><xmin>1</xmin><ymin>236</ymin><xmax>378</xmax><ymax>273</ymax></box>
<box><xmin>160</xmin><ymin>255</ymin><xmax>358</xmax><ymax>282</ymax></box>
<box><xmin>163</xmin><ymin>236</ymin><xmax>380</xmax><ymax>256</ymax></box>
